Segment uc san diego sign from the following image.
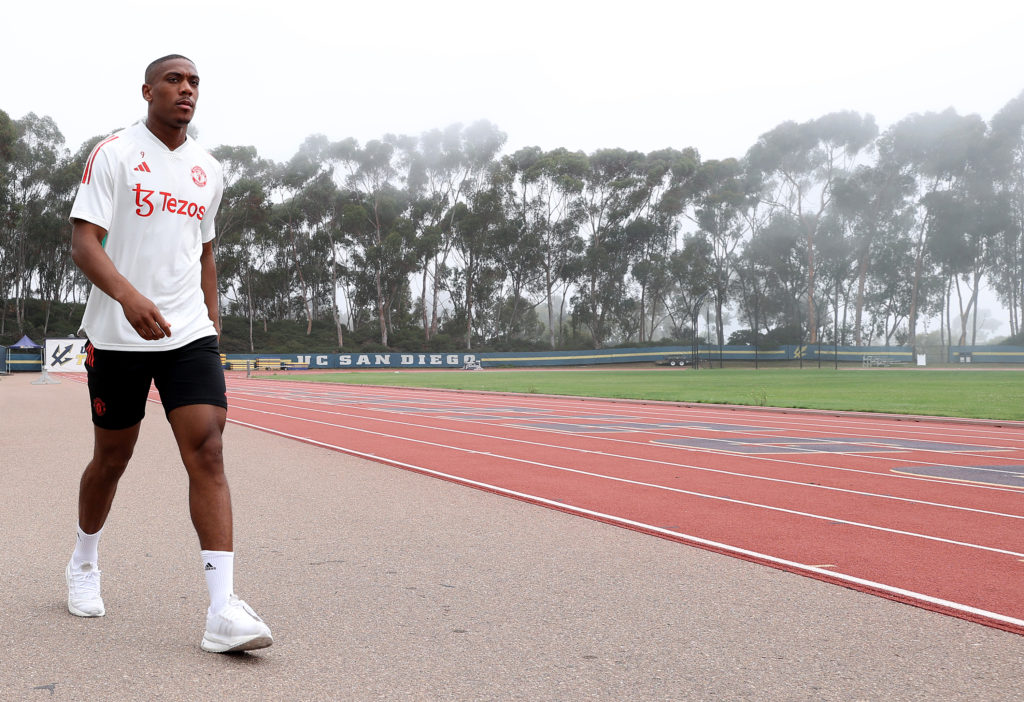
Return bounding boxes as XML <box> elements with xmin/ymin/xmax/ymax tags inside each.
<box><xmin>273</xmin><ymin>353</ymin><xmax>476</xmax><ymax>369</ymax></box>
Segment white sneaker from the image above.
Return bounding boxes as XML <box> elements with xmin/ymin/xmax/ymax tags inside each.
<box><xmin>66</xmin><ymin>561</ymin><xmax>105</xmax><ymax>617</ymax></box>
<box><xmin>200</xmin><ymin>595</ymin><xmax>273</xmax><ymax>653</ymax></box>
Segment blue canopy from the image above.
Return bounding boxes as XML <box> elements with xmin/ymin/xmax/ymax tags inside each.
<box><xmin>11</xmin><ymin>335</ymin><xmax>41</xmax><ymax>349</ymax></box>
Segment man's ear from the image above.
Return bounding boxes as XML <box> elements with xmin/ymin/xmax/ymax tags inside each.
<box><xmin>142</xmin><ymin>84</ymin><xmax>152</xmax><ymax>102</ymax></box>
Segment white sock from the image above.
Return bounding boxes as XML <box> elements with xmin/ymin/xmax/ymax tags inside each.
<box><xmin>72</xmin><ymin>526</ymin><xmax>103</xmax><ymax>569</ymax></box>
<box><xmin>201</xmin><ymin>550</ymin><xmax>234</xmax><ymax>615</ymax></box>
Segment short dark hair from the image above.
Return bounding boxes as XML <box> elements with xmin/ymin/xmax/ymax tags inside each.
<box><xmin>144</xmin><ymin>54</ymin><xmax>195</xmax><ymax>84</ymax></box>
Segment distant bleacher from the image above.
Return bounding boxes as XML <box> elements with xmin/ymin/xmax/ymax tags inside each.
<box><xmin>220</xmin><ymin>355</ymin><xmax>308</xmax><ymax>372</ymax></box>
<box><xmin>862</xmin><ymin>354</ymin><xmax>905</xmax><ymax>368</ymax></box>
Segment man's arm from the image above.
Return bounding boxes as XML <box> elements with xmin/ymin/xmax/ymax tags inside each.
<box><xmin>71</xmin><ymin>218</ymin><xmax>172</xmax><ymax>340</ymax></box>
<box><xmin>199</xmin><ymin>240</ymin><xmax>219</xmax><ymax>338</ymax></box>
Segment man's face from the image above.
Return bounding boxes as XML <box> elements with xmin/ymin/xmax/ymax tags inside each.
<box><xmin>142</xmin><ymin>58</ymin><xmax>199</xmax><ymax>129</ymax></box>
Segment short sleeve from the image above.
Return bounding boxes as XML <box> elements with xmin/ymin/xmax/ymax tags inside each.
<box><xmin>69</xmin><ymin>136</ymin><xmax>119</xmax><ymax>230</ymax></box>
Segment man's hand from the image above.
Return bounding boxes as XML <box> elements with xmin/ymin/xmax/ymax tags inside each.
<box><xmin>71</xmin><ymin>218</ymin><xmax>172</xmax><ymax>341</ymax></box>
<box><xmin>120</xmin><ymin>290</ymin><xmax>172</xmax><ymax>340</ymax></box>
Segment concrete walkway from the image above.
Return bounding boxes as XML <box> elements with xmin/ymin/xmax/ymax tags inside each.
<box><xmin>2</xmin><ymin>371</ymin><xmax>1023</xmax><ymax>700</ymax></box>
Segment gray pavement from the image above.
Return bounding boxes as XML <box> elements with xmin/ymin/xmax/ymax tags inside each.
<box><xmin>2</xmin><ymin>371</ymin><xmax>1023</xmax><ymax>701</ymax></box>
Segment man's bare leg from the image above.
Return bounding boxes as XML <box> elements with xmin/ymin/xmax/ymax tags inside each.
<box><xmin>168</xmin><ymin>403</ymin><xmax>271</xmax><ymax>652</ymax></box>
<box><xmin>78</xmin><ymin>423</ymin><xmax>141</xmax><ymax>533</ymax></box>
<box><xmin>168</xmin><ymin>404</ymin><xmax>231</xmax><ymax>551</ymax></box>
<box><xmin>68</xmin><ymin>423</ymin><xmax>140</xmax><ymax>617</ymax></box>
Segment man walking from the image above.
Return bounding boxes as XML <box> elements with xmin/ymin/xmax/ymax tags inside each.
<box><xmin>66</xmin><ymin>54</ymin><xmax>272</xmax><ymax>653</ymax></box>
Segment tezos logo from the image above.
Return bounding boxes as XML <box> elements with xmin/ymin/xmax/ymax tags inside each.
<box><xmin>191</xmin><ymin>165</ymin><xmax>207</xmax><ymax>187</ymax></box>
<box><xmin>132</xmin><ymin>184</ymin><xmax>206</xmax><ymax>220</ymax></box>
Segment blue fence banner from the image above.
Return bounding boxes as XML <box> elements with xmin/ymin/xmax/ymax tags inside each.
<box><xmin>4</xmin><ymin>349</ymin><xmax>43</xmax><ymax>372</ymax></box>
<box><xmin>471</xmin><ymin>345</ymin><xmax>914</xmax><ymax>367</ymax></box>
<box><xmin>948</xmin><ymin>346</ymin><xmax>1024</xmax><ymax>364</ymax></box>
<box><xmin>222</xmin><ymin>345</ymin><xmax>926</xmax><ymax>369</ymax></box>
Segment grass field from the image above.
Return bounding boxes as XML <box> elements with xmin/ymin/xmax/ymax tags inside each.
<box><xmin>287</xmin><ymin>367</ymin><xmax>1024</xmax><ymax>421</ymax></box>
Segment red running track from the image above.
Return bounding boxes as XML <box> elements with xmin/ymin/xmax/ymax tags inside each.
<box><xmin>132</xmin><ymin>375</ymin><xmax>1024</xmax><ymax>634</ymax></box>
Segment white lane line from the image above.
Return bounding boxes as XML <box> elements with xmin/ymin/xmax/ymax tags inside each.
<box><xmin>229</xmin><ymin>385</ymin><xmax>1024</xmax><ymax>495</ymax></box>
<box><xmin>225</xmin><ymin>393</ymin><xmax>1024</xmax><ymax>519</ymax></box>
<box><xmin>227</xmin><ymin>415</ymin><xmax>1024</xmax><ymax>633</ymax></box>
<box><xmin>226</xmin><ymin>406</ymin><xmax>1024</xmax><ymax>558</ymax></box>
<box><xmin>238</xmin><ymin>378</ymin><xmax>1024</xmax><ymax>446</ymax></box>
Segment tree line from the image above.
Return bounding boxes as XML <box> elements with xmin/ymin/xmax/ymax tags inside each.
<box><xmin>3</xmin><ymin>94</ymin><xmax>1024</xmax><ymax>353</ymax></box>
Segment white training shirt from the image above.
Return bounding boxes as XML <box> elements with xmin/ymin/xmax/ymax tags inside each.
<box><xmin>70</xmin><ymin>121</ymin><xmax>224</xmax><ymax>351</ymax></box>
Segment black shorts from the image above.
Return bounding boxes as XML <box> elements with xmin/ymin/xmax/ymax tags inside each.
<box><xmin>85</xmin><ymin>336</ymin><xmax>227</xmax><ymax>430</ymax></box>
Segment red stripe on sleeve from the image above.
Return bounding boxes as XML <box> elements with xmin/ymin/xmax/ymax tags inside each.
<box><xmin>82</xmin><ymin>135</ymin><xmax>120</xmax><ymax>185</ymax></box>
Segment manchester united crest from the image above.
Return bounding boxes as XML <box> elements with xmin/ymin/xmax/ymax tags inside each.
<box><xmin>191</xmin><ymin>165</ymin><xmax>207</xmax><ymax>187</ymax></box>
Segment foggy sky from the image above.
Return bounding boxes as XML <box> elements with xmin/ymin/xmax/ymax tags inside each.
<box><xmin>4</xmin><ymin>0</ymin><xmax>1021</xmax><ymax>336</ymax></box>
<box><xmin>7</xmin><ymin>0</ymin><xmax>1022</xmax><ymax>164</ymax></box>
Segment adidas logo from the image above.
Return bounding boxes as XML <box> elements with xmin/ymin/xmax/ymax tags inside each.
<box><xmin>204</xmin><ymin>562</ymin><xmax>216</xmax><ymax>571</ymax></box>
<box><xmin>133</xmin><ymin>161</ymin><xmax>151</xmax><ymax>173</ymax></box>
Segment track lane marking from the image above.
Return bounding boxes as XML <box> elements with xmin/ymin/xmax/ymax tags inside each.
<box><xmin>224</xmin><ymin>393</ymin><xmax>1024</xmax><ymax>517</ymax></box>
<box><xmin>239</xmin><ymin>377</ymin><xmax>1024</xmax><ymax>446</ymax></box>
<box><xmin>224</xmin><ymin>414</ymin><xmax>1024</xmax><ymax>635</ymax></box>
<box><xmin>225</xmin><ymin>404</ymin><xmax>1024</xmax><ymax>558</ymax></box>
<box><xmin>890</xmin><ymin>469</ymin><xmax>1024</xmax><ymax>491</ymax></box>
<box><xmin>229</xmin><ymin>385</ymin><xmax>1024</xmax><ymax>494</ymax></box>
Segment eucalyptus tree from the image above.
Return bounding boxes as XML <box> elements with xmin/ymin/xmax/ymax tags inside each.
<box><xmin>210</xmin><ymin>144</ymin><xmax>276</xmax><ymax>350</ymax></box>
<box><xmin>0</xmin><ymin>109</ymin><xmax>16</xmax><ymax>322</ymax></box>
<box><xmin>739</xmin><ymin>213</ymin><xmax>807</xmax><ymax>336</ymax></box>
<box><xmin>809</xmin><ymin>212</ymin><xmax>854</xmax><ymax>343</ymax></box>
<box><xmin>575</xmin><ymin>148</ymin><xmax>648</xmax><ymax>347</ymax></box>
<box><xmin>401</xmin><ymin>135</ymin><xmax>445</xmax><ymax>340</ymax></box>
<box><xmin>942</xmin><ymin>130</ymin><xmax>1010</xmax><ymax>348</ymax></box>
<box><xmin>34</xmin><ymin>135</ymin><xmax>87</xmax><ymax>332</ymax></box>
<box><xmin>629</xmin><ymin>244</ymin><xmax>672</xmax><ymax>341</ymax></box>
<box><xmin>289</xmin><ymin>171</ymin><xmax>352</xmax><ymax>347</ymax></box>
<box><xmin>0</xmin><ymin>109</ymin><xmax>15</xmax><ymax>159</ymax></box>
<box><xmin>533</xmin><ymin>149</ymin><xmax>588</xmax><ymax>347</ymax></box>
<box><xmin>747</xmin><ymin>112</ymin><xmax>878</xmax><ymax>342</ymax></box>
<box><xmin>271</xmin><ymin>135</ymin><xmax>339</xmax><ymax>334</ymax></box>
<box><xmin>662</xmin><ymin>233</ymin><xmax>714</xmax><ymax>340</ymax></box>
<box><xmin>1</xmin><ymin>113</ymin><xmax>69</xmax><ymax>333</ymax></box>
<box><xmin>924</xmin><ymin>168</ymin><xmax>1009</xmax><ymax>346</ymax></box>
<box><xmin>877</xmin><ymin>108</ymin><xmax>991</xmax><ymax>346</ymax></box>
<box><xmin>487</xmin><ymin>153</ymin><xmax>544</xmax><ymax>343</ymax></box>
<box><xmin>0</xmin><ymin>111</ymin><xmax>17</xmax><ymax>267</ymax></box>
<box><xmin>449</xmin><ymin>188</ymin><xmax>504</xmax><ymax>349</ymax></box>
<box><xmin>862</xmin><ymin>230</ymin><xmax>919</xmax><ymax>345</ymax></box>
<box><xmin>986</xmin><ymin>91</ymin><xmax>1024</xmax><ymax>337</ymax></box>
<box><xmin>730</xmin><ymin>246</ymin><xmax>769</xmax><ymax>347</ymax></box>
<box><xmin>493</xmin><ymin>294</ymin><xmax>544</xmax><ymax>343</ymax></box>
<box><xmin>831</xmin><ymin>162</ymin><xmax>917</xmax><ymax>344</ymax></box>
<box><xmin>334</xmin><ymin>137</ymin><xmax>416</xmax><ymax>347</ymax></box>
<box><xmin>685</xmin><ymin>157</ymin><xmax>761</xmax><ymax>345</ymax></box>
<box><xmin>627</xmin><ymin>148</ymin><xmax>699</xmax><ymax>342</ymax></box>
<box><xmin>493</xmin><ymin>146</ymin><xmax>586</xmax><ymax>346</ymax></box>
<box><xmin>402</xmin><ymin>121</ymin><xmax>506</xmax><ymax>342</ymax></box>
